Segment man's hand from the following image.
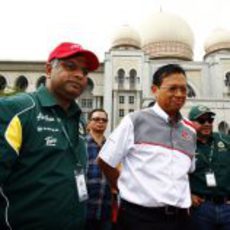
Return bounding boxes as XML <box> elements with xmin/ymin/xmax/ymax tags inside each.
<box><xmin>191</xmin><ymin>194</ymin><xmax>204</xmax><ymax>207</ymax></box>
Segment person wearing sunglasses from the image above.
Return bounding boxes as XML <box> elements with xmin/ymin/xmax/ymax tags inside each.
<box><xmin>189</xmin><ymin>105</ymin><xmax>230</xmax><ymax>230</ymax></box>
<box><xmin>97</xmin><ymin>64</ymin><xmax>197</xmax><ymax>230</ymax></box>
<box><xmin>84</xmin><ymin>109</ymin><xmax>113</xmax><ymax>230</ymax></box>
<box><xmin>0</xmin><ymin>42</ymin><xmax>99</xmax><ymax>230</ymax></box>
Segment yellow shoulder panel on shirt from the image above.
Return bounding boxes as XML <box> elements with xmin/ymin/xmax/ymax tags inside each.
<box><xmin>5</xmin><ymin>115</ymin><xmax>22</xmax><ymax>155</ymax></box>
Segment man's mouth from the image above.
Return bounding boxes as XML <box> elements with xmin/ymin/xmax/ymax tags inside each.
<box><xmin>68</xmin><ymin>81</ymin><xmax>80</xmax><ymax>89</ymax></box>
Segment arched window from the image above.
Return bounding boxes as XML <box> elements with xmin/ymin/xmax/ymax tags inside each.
<box><xmin>225</xmin><ymin>72</ymin><xmax>230</xmax><ymax>86</ymax></box>
<box><xmin>78</xmin><ymin>78</ymin><xmax>95</xmax><ymax>112</ymax></box>
<box><xmin>117</xmin><ymin>69</ymin><xmax>125</xmax><ymax>88</ymax></box>
<box><xmin>129</xmin><ymin>69</ymin><xmax>137</xmax><ymax>89</ymax></box>
<box><xmin>187</xmin><ymin>84</ymin><xmax>196</xmax><ymax>98</ymax></box>
<box><xmin>36</xmin><ymin>76</ymin><xmax>46</xmax><ymax>88</ymax></box>
<box><xmin>218</xmin><ymin>121</ymin><xmax>229</xmax><ymax>135</ymax></box>
<box><xmin>0</xmin><ymin>75</ymin><xmax>7</xmax><ymax>90</ymax></box>
<box><xmin>15</xmin><ymin>75</ymin><xmax>28</xmax><ymax>91</ymax></box>
<box><xmin>129</xmin><ymin>69</ymin><xmax>137</xmax><ymax>84</ymax></box>
<box><xmin>86</xmin><ymin>78</ymin><xmax>94</xmax><ymax>92</ymax></box>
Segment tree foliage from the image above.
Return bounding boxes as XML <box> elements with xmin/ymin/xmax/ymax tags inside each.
<box><xmin>0</xmin><ymin>87</ymin><xmax>23</xmax><ymax>97</ymax></box>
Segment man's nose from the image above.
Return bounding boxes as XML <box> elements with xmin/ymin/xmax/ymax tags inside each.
<box><xmin>74</xmin><ymin>70</ymin><xmax>85</xmax><ymax>79</ymax></box>
<box><xmin>175</xmin><ymin>88</ymin><xmax>186</xmax><ymax>96</ymax></box>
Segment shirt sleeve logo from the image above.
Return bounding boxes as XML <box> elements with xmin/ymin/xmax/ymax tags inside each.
<box><xmin>181</xmin><ymin>129</ymin><xmax>192</xmax><ymax>141</ymax></box>
<box><xmin>217</xmin><ymin>141</ymin><xmax>225</xmax><ymax>148</ymax></box>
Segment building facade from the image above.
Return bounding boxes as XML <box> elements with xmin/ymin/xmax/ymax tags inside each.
<box><xmin>0</xmin><ymin>12</ymin><xmax>230</xmax><ymax>133</ymax></box>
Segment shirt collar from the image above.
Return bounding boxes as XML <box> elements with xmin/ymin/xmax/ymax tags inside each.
<box><xmin>197</xmin><ymin>134</ymin><xmax>214</xmax><ymax>145</ymax></box>
<box><xmin>152</xmin><ymin>102</ymin><xmax>183</xmax><ymax>123</ymax></box>
<box><xmin>152</xmin><ymin>103</ymin><xmax>169</xmax><ymax>122</ymax></box>
<box><xmin>37</xmin><ymin>85</ymin><xmax>58</xmax><ymax>107</ymax></box>
<box><xmin>87</xmin><ymin>133</ymin><xmax>106</xmax><ymax>145</ymax></box>
<box><xmin>36</xmin><ymin>85</ymin><xmax>81</xmax><ymax>116</ymax></box>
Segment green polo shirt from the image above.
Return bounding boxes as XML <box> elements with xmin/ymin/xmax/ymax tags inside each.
<box><xmin>190</xmin><ymin>132</ymin><xmax>230</xmax><ymax>197</ymax></box>
<box><xmin>0</xmin><ymin>86</ymin><xmax>87</xmax><ymax>230</ymax></box>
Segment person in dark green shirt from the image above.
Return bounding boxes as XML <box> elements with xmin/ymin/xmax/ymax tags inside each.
<box><xmin>189</xmin><ymin>105</ymin><xmax>230</xmax><ymax>230</ymax></box>
<box><xmin>0</xmin><ymin>42</ymin><xmax>99</xmax><ymax>230</ymax></box>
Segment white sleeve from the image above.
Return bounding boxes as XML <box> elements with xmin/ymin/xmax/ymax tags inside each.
<box><xmin>98</xmin><ymin>115</ymin><xmax>134</xmax><ymax>167</ymax></box>
<box><xmin>189</xmin><ymin>155</ymin><xmax>196</xmax><ymax>173</ymax></box>
<box><xmin>189</xmin><ymin>132</ymin><xmax>197</xmax><ymax>173</ymax></box>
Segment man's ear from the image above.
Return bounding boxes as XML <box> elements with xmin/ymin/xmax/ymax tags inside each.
<box><xmin>151</xmin><ymin>84</ymin><xmax>158</xmax><ymax>94</ymax></box>
<box><xmin>151</xmin><ymin>85</ymin><xmax>160</xmax><ymax>100</ymax></box>
<box><xmin>45</xmin><ymin>63</ymin><xmax>52</xmax><ymax>79</ymax></box>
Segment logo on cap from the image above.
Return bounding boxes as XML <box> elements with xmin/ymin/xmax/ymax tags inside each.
<box><xmin>70</xmin><ymin>44</ymin><xmax>82</xmax><ymax>50</ymax></box>
<box><xmin>197</xmin><ymin>105</ymin><xmax>209</xmax><ymax>112</ymax></box>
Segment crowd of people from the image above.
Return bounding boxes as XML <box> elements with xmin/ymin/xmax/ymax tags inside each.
<box><xmin>0</xmin><ymin>41</ymin><xmax>229</xmax><ymax>230</ymax></box>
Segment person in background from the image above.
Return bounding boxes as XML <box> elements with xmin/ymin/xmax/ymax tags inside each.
<box><xmin>85</xmin><ymin>109</ymin><xmax>112</xmax><ymax>230</ymax></box>
<box><xmin>189</xmin><ymin>105</ymin><xmax>230</xmax><ymax>230</ymax></box>
<box><xmin>97</xmin><ymin>64</ymin><xmax>197</xmax><ymax>230</ymax></box>
<box><xmin>0</xmin><ymin>42</ymin><xmax>99</xmax><ymax>230</ymax></box>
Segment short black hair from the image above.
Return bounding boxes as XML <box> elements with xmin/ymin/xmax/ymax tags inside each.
<box><xmin>152</xmin><ymin>64</ymin><xmax>186</xmax><ymax>87</ymax></box>
<box><xmin>88</xmin><ymin>108</ymin><xmax>108</xmax><ymax>120</ymax></box>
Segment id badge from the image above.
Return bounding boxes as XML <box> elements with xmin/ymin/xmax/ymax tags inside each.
<box><xmin>205</xmin><ymin>172</ymin><xmax>217</xmax><ymax>187</ymax></box>
<box><xmin>74</xmin><ymin>169</ymin><xmax>88</xmax><ymax>202</ymax></box>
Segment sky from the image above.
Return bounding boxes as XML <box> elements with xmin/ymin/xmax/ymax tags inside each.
<box><xmin>0</xmin><ymin>0</ymin><xmax>229</xmax><ymax>62</ymax></box>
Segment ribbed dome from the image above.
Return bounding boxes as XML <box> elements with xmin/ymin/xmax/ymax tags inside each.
<box><xmin>140</xmin><ymin>12</ymin><xmax>194</xmax><ymax>60</ymax></box>
<box><xmin>111</xmin><ymin>25</ymin><xmax>141</xmax><ymax>49</ymax></box>
<box><xmin>204</xmin><ymin>28</ymin><xmax>230</xmax><ymax>54</ymax></box>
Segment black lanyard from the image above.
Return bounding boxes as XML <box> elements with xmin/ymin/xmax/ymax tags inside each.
<box><xmin>199</xmin><ymin>141</ymin><xmax>215</xmax><ymax>171</ymax></box>
<box><xmin>51</xmin><ymin>109</ymin><xmax>83</xmax><ymax>169</ymax></box>
<box><xmin>208</xmin><ymin>142</ymin><xmax>215</xmax><ymax>164</ymax></box>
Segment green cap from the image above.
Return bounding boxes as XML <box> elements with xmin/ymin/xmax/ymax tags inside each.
<box><xmin>188</xmin><ymin>105</ymin><xmax>215</xmax><ymax>120</ymax></box>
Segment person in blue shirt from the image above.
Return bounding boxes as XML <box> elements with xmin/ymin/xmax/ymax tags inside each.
<box><xmin>85</xmin><ymin>109</ymin><xmax>112</xmax><ymax>230</ymax></box>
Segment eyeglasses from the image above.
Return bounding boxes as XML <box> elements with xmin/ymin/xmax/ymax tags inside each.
<box><xmin>159</xmin><ymin>85</ymin><xmax>187</xmax><ymax>94</ymax></box>
<box><xmin>195</xmin><ymin>117</ymin><xmax>214</xmax><ymax>125</ymax></box>
<box><xmin>90</xmin><ymin>117</ymin><xmax>108</xmax><ymax>123</ymax></box>
<box><xmin>59</xmin><ymin>60</ymin><xmax>89</xmax><ymax>76</ymax></box>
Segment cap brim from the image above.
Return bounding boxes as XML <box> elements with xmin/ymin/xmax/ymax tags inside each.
<box><xmin>77</xmin><ymin>50</ymin><xmax>100</xmax><ymax>71</ymax></box>
<box><xmin>196</xmin><ymin>111</ymin><xmax>216</xmax><ymax>119</ymax></box>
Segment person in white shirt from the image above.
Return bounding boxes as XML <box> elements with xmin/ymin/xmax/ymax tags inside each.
<box><xmin>97</xmin><ymin>64</ymin><xmax>196</xmax><ymax>230</ymax></box>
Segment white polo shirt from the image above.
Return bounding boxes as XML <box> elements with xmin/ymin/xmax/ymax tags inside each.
<box><xmin>99</xmin><ymin>103</ymin><xmax>196</xmax><ymax>208</ymax></box>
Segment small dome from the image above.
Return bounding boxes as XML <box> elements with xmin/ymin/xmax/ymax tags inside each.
<box><xmin>204</xmin><ymin>28</ymin><xmax>230</xmax><ymax>54</ymax></box>
<box><xmin>111</xmin><ymin>25</ymin><xmax>141</xmax><ymax>49</ymax></box>
<box><xmin>140</xmin><ymin>12</ymin><xmax>194</xmax><ymax>60</ymax></box>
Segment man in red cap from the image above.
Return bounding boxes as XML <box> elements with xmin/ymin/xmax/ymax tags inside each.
<box><xmin>0</xmin><ymin>42</ymin><xmax>99</xmax><ymax>230</ymax></box>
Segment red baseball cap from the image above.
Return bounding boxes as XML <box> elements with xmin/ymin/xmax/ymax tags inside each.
<box><xmin>47</xmin><ymin>42</ymin><xmax>99</xmax><ymax>71</ymax></box>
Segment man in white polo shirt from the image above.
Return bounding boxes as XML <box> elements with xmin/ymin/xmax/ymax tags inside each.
<box><xmin>97</xmin><ymin>64</ymin><xmax>196</xmax><ymax>230</ymax></box>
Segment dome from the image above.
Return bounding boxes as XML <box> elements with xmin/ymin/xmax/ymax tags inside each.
<box><xmin>140</xmin><ymin>12</ymin><xmax>194</xmax><ymax>60</ymax></box>
<box><xmin>204</xmin><ymin>28</ymin><xmax>230</xmax><ymax>54</ymax></box>
<box><xmin>111</xmin><ymin>25</ymin><xmax>141</xmax><ymax>49</ymax></box>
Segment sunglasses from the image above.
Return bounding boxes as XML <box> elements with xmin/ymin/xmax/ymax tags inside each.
<box><xmin>91</xmin><ymin>117</ymin><xmax>108</xmax><ymax>123</ymax></box>
<box><xmin>59</xmin><ymin>60</ymin><xmax>89</xmax><ymax>76</ymax></box>
<box><xmin>195</xmin><ymin>117</ymin><xmax>214</xmax><ymax>125</ymax></box>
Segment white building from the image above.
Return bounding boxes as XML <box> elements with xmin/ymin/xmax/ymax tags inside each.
<box><xmin>0</xmin><ymin>12</ymin><xmax>230</xmax><ymax>133</ymax></box>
